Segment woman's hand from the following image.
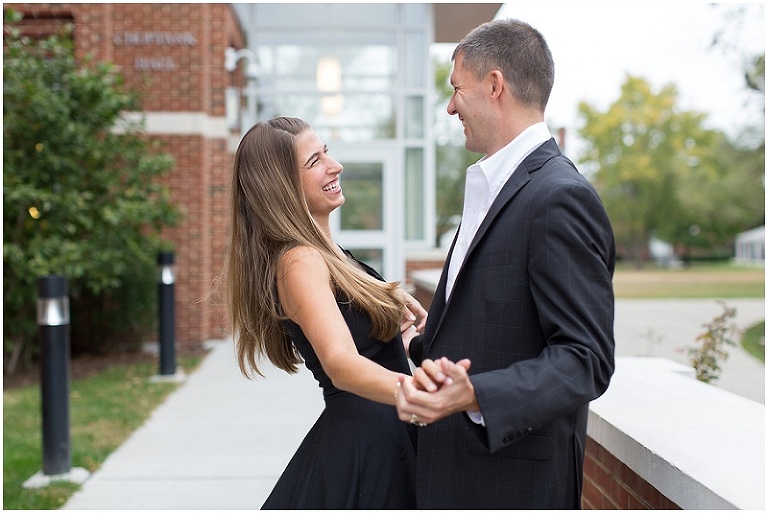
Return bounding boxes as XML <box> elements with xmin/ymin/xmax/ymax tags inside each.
<box><xmin>400</xmin><ymin>290</ymin><xmax>427</xmax><ymax>333</ymax></box>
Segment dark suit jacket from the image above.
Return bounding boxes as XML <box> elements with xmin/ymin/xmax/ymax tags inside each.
<box><xmin>410</xmin><ymin>138</ymin><xmax>615</xmax><ymax>509</ymax></box>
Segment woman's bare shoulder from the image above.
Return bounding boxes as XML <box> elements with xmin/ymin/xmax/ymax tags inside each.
<box><xmin>279</xmin><ymin>245</ymin><xmax>328</xmax><ymax>274</ymax></box>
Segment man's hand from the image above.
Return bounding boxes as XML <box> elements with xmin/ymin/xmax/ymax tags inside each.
<box><xmin>396</xmin><ymin>357</ymin><xmax>478</xmax><ymax>425</ymax></box>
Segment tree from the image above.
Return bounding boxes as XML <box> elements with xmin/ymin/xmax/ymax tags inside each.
<box><xmin>711</xmin><ymin>4</ymin><xmax>765</xmax><ymax>109</ymax></box>
<box><xmin>433</xmin><ymin>57</ymin><xmax>482</xmax><ymax>247</ymax></box>
<box><xmin>3</xmin><ymin>12</ymin><xmax>179</xmax><ymax>373</ymax></box>
<box><xmin>578</xmin><ymin>74</ymin><xmax>763</xmax><ymax>263</ymax></box>
<box><xmin>576</xmin><ymin>75</ymin><xmax>749</xmax><ymax>263</ymax></box>
<box><xmin>744</xmin><ymin>52</ymin><xmax>765</xmax><ymax>96</ymax></box>
<box><xmin>704</xmin><ymin>4</ymin><xmax>765</xmax><ymax>242</ymax></box>
<box><xmin>666</xmin><ymin>132</ymin><xmax>764</xmax><ymax>257</ymax></box>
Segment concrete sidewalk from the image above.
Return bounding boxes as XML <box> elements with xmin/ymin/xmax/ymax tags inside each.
<box><xmin>63</xmin><ymin>339</ymin><xmax>324</xmax><ymax>510</ymax></box>
<box><xmin>613</xmin><ymin>298</ymin><xmax>765</xmax><ymax>404</ymax></box>
<box><xmin>62</xmin><ymin>298</ymin><xmax>764</xmax><ymax>509</ymax></box>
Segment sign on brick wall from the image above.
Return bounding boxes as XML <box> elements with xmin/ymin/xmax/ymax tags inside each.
<box><xmin>113</xmin><ymin>31</ymin><xmax>198</xmax><ymax>72</ymax></box>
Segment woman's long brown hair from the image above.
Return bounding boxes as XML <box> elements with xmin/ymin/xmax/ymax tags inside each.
<box><xmin>226</xmin><ymin>117</ymin><xmax>404</xmax><ymax>377</ymax></box>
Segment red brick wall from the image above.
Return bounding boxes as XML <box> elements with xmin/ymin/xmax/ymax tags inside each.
<box><xmin>7</xmin><ymin>3</ymin><xmax>245</xmax><ymax>348</ymax></box>
<box><xmin>208</xmin><ymin>136</ymin><xmax>234</xmax><ymax>340</ymax></box>
<box><xmin>582</xmin><ymin>438</ymin><xmax>680</xmax><ymax>510</ymax></box>
<box><xmin>404</xmin><ymin>259</ymin><xmax>444</xmax><ymax>310</ymax></box>
<box><xmin>406</xmin><ymin>259</ymin><xmax>445</xmax><ymax>275</ymax></box>
<box><xmin>62</xmin><ymin>3</ymin><xmax>244</xmax><ymax>115</ymax></box>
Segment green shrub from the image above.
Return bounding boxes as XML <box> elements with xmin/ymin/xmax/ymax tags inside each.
<box><xmin>3</xmin><ymin>10</ymin><xmax>179</xmax><ymax>372</ymax></box>
<box><xmin>686</xmin><ymin>301</ymin><xmax>740</xmax><ymax>383</ymax></box>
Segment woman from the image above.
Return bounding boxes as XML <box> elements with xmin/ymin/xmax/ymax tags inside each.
<box><xmin>226</xmin><ymin>117</ymin><xmax>426</xmax><ymax>509</ymax></box>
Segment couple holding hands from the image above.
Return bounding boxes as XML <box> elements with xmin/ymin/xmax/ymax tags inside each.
<box><xmin>226</xmin><ymin>18</ymin><xmax>615</xmax><ymax>510</ymax></box>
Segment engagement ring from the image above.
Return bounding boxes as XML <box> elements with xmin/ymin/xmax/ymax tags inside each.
<box><xmin>410</xmin><ymin>413</ymin><xmax>427</xmax><ymax>427</ymax></box>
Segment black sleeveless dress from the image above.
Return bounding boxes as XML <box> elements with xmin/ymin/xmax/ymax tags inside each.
<box><xmin>261</xmin><ymin>252</ymin><xmax>417</xmax><ymax>509</ymax></box>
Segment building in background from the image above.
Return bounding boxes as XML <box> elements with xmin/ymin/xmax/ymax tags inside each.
<box><xmin>734</xmin><ymin>226</ymin><xmax>765</xmax><ymax>266</ymax></box>
<box><xmin>6</xmin><ymin>3</ymin><xmax>500</xmax><ymax>350</ymax></box>
<box><xmin>229</xmin><ymin>3</ymin><xmax>500</xmax><ymax>279</ymax></box>
<box><xmin>6</xmin><ymin>3</ymin><xmax>245</xmax><ymax>349</ymax></box>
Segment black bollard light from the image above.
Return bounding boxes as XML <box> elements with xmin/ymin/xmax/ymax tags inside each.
<box><xmin>158</xmin><ymin>251</ymin><xmax>176</xmax><ymax>376</ymax></box>
<box><xmin>37</xmin><ymin>275</ymin><xmax>72</xmax><ymax>476</ymax></box>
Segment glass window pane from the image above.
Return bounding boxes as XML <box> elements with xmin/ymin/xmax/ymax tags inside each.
<box><xmin>258</xmin><ymin>93</ymin><xmax>395</xmax><ymax>142</ymax></box>
<box><xmin>340</xmin><ymin>162</ymin><xmax>383</xmax><ymax>230</ymax></box>
<box><xmin>255</xmin><ymin>42</ymin><xmax>398</xmax><ymax>141</ymax></box>
<box><xmin>254</xmin><ymin>3</ymin><xmax>398</xmax><ymax>26</ymax></box>
<box><xmin>347</xmin><ymin>248</ymin><xmax>384</xmax><ymax>276</ymax></box>
<box><xmin>405</xmin><ymin>96</ymin><xmax>424</xmax><ymax>139</ymax></box>
<box><xmin>257</xmin><ymin>44</ymin><xmax>396</xmax><ymax>91</ymax></box>
<box><xmin>405</xmin><ymin>148</ymin><xmax>424</xmax><ymax>240</ymax></box>
<box><xmin>404</xmin><ymin>4</ymin><xmax>427</xmax><ymax>25</ymax></box>
<box><xmin>404</xmin><ymin>31</ymin><xmax>426</xmax><ymax>87</ymax></box>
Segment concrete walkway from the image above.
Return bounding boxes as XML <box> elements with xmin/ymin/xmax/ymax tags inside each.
<box><xmin>63</xmin><ymin>340</ymin><xmax>324</xmax><ymax>510</ymax></box>
<box><xmin>613</xmin><ymin>298</ymin><xmax>765</xmax><ymax>403</ymax></box>
<box><xmin>62</xmin><ymin>298</ymin><xmax>764</xmax><ymax>509</ymax></box>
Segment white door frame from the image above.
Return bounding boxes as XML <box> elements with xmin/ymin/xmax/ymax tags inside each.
<box><xmin>330</xmin><ymin>144</ymin><xmax>403</xmax><ymax>281</ymax></box>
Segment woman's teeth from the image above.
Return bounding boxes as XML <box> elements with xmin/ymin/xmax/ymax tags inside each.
<box><xmin>323</xmin><ymin>181</ymin><xmax>340</xmax><ymax>192</ymax></box>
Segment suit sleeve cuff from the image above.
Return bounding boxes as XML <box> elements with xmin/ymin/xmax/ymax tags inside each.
<box><xmin>408</xmin><ymin>334</ymin><xmax>424</xmax><ymax>365</ymax></box>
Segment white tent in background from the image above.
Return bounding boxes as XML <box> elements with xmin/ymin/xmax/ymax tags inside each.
<box><xmin>734</xmin><ymin>226</ymin><xmax>765</xmax><ymax>265</ymax></box>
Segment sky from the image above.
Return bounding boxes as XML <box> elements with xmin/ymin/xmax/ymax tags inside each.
<box><xmin>434</xmin><ymin>2</ymin><xmax>765</xmax><ymax>156</ymax></box>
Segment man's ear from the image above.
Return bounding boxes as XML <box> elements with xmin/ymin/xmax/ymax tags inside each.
<box><xmin>488</xmin><ymin>69</ymin><xmax>505</xmax><ymax>98</ymax></box>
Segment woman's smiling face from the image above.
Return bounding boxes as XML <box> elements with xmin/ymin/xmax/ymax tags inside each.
<box><xmin>294</xmin><ymin>129</ymin><xmax>344</xmax><ymax>219</ymax></box>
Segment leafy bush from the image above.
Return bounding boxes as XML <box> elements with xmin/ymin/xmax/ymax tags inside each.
<box><xmin>3</xmin><ymin>11</ymin><xmax>179</xmax><ymax>372</ymax></box>
<box><xmin>686</xmin><ymin>301</ymin><xmax>740</xmax><ymax>383</ymax></box>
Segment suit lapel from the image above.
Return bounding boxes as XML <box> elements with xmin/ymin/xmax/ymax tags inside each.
<box><xmin>425</xmin><ymin>231</ymin><xmax>455</xmax><ymax>334</ymax></box>
<box><xmin>424</xmin><ymin>139</ymin><xmax>561</xmax><ymax>356</ymax></box>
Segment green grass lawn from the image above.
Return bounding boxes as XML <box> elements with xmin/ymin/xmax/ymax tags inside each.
<box><xmin>742</xmin><ymin>320</ymin><xmax>766</xmax><ymax>363</ymax></box>
<box><xmin>613</xmin><ymin>263</ymin><xmax>764</xmax><ymax>299</ymax></box>
<box><xmin>3</xmin><ymin>356</ymin><xmax>201</xmax><ymax>510</ymax></box>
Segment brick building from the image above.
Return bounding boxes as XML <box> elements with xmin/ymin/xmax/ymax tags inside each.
<box><xmin>6</xmin><ymin>3</ymin><xmax>502</xmax><ymax>350</ymax></box>
<box><xmin>6</xmin><ymin>3</ymin><xmax>246</xmax><ymax>348</ymax></box>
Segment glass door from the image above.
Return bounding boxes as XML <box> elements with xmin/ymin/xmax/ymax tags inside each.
<box><xmin>330</xmin><ymin>145</ymin><xmax>403</xmax><ymax>281</ymax></box>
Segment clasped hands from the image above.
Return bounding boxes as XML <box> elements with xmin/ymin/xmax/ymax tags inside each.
<box><xmin>395</xmin><ymin>357</ymin><xmax>476</xmax><ymax>426</ymax></box>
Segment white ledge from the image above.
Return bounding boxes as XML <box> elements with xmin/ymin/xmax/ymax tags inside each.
<box><xmin>410</xmin><ymin>268</ymin><xmax>442</xmax><ymax>292</ymax></box>
<box><xmin>119</xmin><ymin>112</ymin><xmax>229</xmax><ymax>138</ymax></box>
<box><xmin>588</xmin><ymin>357</ymin><xmax>765</xmax><ymax>510</ymax></box>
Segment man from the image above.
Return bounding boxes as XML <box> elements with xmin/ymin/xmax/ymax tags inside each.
<box><xmin>396</xmin><ymin>19</ymin><xmax>615</xmax><ymax>509</ymax></box>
